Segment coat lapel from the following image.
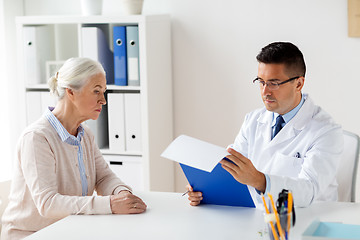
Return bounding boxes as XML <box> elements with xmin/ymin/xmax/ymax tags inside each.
<box><xmin>257</xmin><ymin>110</ymin><xmax>272</xmax><ymax>144</ymax></box>
<box><xmin>258</xmin><ymin>94</ymin><xmax>315</xmax><ymax>147</ymax></box>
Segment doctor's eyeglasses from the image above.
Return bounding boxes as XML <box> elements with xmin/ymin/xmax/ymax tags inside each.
<box><xmin>253</xmin><ymin>76</ymin><xmax>300</xmax><ymax>90</ymax></box>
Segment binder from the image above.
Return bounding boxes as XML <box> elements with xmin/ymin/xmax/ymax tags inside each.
<box><xmin>124</xmin><ymin>93</ymin><xmax>142</xmax><ymax>152</ymax></box>
<box><xmin>107</xmin><ymin>93</ymin><xmax>126</xmax><ymax>152</ymax></box>
<box><xmin>40</xmin><ymin>91</ymin><xmax>57</xmax><ymax>111</ymax></box>
<box><xmin>161</xmin><ymin>135</ymin><xmax>255</xmax><ymax>207</ymax></box>
<box><xmin>126</xmin><ymin>26</ymin><xmax>140</xmax><ymax>86</ymax></box>
<box><xmin>26</xmin><ymin>91</ymin><xmax>57</xmax><ymax>125</ymax></box>
<box><xmin>26</xmin><ymin>92</ymin><xmax>43</xmax><ymax>125</ymax></box>
<box><xmin>113</xmin><ymin>26</ymin><xmax>127</xmax><ymax>86</ymax></box>
<box><xmin>81</xmin><ymin>27</ymin><xmax>114</xmax><ymax>84</ymax></box>
<box><xmin>23</xmin><ymin>26</ymin><xmax>55</xmax><ymax>85</ymax></box>
<box><xmin>85</xmin><ymin>103</ymin><xmax>109</xmax><ymax>149</ymax></box>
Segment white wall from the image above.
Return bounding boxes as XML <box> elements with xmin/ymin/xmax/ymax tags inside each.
<box><xmin>9</xmin><ymin>0</ymin><xmax>360</xmax><ymax>191</ymax></box>
<box><xmin>147</xmin><ymin>0</ymin><xmax>360</xmax><ymax>192</ymax></box>
<box><xmin>0</xmin><ymin>0</ymin><xmax>11</xmax><ymax>182</ymax></box>
<box><xmin>0</xmin><ymin>0</ymin><xmax>23</xmax><ymax>181</ymax></box>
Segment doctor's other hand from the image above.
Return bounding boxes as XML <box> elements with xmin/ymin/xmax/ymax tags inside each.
<box><xmin>110</xmin><ymin>190</ymin><xmax>147</xmax><ymax>214</ymax></box>
<box><xmin>220</xmin><ymin>148</ymin><xmax>266</xmax><ymax>193</ymax></box>
<box><xmin>186</xmin><ymin>185</ymin><xmax>203</xmax><ymax>206</ymax></box>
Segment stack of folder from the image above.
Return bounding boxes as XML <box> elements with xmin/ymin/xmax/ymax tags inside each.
<box><xmin>85</xmin><ymin>92</ymin><xmax>142</xmax><ymax>152</ymax></box>
<box><xmin>81</xmin><ymin>25</ymin><xmax>140</xmax><ymax>86</ymax></box>
<box><xmin>107</xmin><ymin>93</ymin><xmax>142</xmax><ymax>153</ymax></box>
<box><xmin>113</xmin><ymin>26</ymin><xmax>140</xmax><ymax>86</ymax></box>
<box><xmin>81</xmin><ymin>25</ymin><xmax>141</xmax><ymax>149</ymax></box>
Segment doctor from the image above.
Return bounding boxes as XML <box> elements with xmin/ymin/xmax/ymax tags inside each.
<box><xmin>188</xmin><ymin>42</ymin><xmax>343</xmax><ymax>207</ymax></box>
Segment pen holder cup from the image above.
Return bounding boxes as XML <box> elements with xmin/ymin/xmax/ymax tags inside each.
<box><xmin>264</xmin><ymin>212</ymin><xmax>292</xmax><ymax>240</ymax></box>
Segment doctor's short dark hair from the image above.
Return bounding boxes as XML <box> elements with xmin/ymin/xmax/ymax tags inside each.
<box><xmin>256</xmin><ymin>42</ymin><xmax>306</xmax><ymax>77</ymax></box>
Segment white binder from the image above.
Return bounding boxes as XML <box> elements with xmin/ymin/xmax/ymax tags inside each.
<box><xmin>40</xmin><ymin>91</ymin><xmax>57</xmax><ymax>111</ymax></box>
<box><xmin>80</xmin><ymin>26</ymin><xmax>114</xmax><ymax>84</ymax></box>
<box><xmin>85</xmin><ymin>104</ymin><xmax>108</xmax><ymax>149</ymax></box>
<box><xmin>23</xmin><ymin>26</ymin><xmax>55</xmax><ymax>85</ymax></box>
<box><xmin>81</xmin><ymin>27</ymin><xmax>98</xmax><ymax>60</ymax></box>
<box><xmin>107</xmin><ymin>93</ymin><xmax>126</xmax><ymax>152</ymax></box>
<box><xmin>124</xmin><ymin>93</ymin><xmax>142</xmax><ymax>152</ymax></box>
<box><xmin>26</xmin><ymin>92</ymin><xmax>43</xmax><ymax>125</ymax></box>
<box><xmin>126</xmin><ymin>26</ymin><xmax>140</xmax><ymax>86</ymax></box>
<box><xmin>25</xmin><ymin>91</ymin><xmax>57</xmax><ymax>125</ymax></box>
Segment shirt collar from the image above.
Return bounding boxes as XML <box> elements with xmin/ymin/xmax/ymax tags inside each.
<box><xmin>45</xmin><ymin>107</ymin><xmax>84</xmax><ymax>145</ymax></box>
<box><xmin>272</xmin><ymin>93</ymin><xmax>305</xmax><ymax>126</ymax></box>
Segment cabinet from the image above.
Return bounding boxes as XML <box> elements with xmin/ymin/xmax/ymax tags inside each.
<box><xmin>16</xmin><ymin>15</ymin><xmax>174</xmax><ymax>192</ymax></box>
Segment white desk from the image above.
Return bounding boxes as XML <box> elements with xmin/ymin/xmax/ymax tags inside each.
<box><xmin>26</xmin><ymin>191</ymin><xmax>360</xmax><ymax>240</ymax></box>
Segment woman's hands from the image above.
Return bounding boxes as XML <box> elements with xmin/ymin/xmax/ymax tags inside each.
<box><xmin>110</xmin><ymin>190</ymin><xmax>147</xmax><ymax>214</ymax></box>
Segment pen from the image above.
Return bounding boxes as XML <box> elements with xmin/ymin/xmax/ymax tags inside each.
<box><xmin>261</xmin><ymin>194</ymin><xmax>279</xmax><ymax>240</ymax></box>
<box><xmin>287</xmin><ymin>191</ymin><xmax>293</xmax><ymax>232</ymax></box>
<box><xmin>182</xmin><ymin>190</ymin><xmax>189</xmax><ymax>196</ymax></box>
<box><xmin>269</xmin><ymin>193</ymin><xmax>285</xmax><ymax>240</ymax></box>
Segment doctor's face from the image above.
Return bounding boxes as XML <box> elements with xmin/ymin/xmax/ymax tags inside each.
<box><xmin>257</xmin><ymin>63</ymin><xmax>304</xmax><ymax>115</ymax></box>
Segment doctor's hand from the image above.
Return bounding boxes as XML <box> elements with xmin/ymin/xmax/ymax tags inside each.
<box><xmin>220</xmin><ymin>148</ymin><xmax>266</xmax><ymax>193</ymax></box>
<box><xmin>110</xmin><ymin>191</ymin><xmax>147</xmax><ymax>214</ymax></box>
<box><xmin>186</xmin><ymin>185</ymin><xmax>203</xmax><ymax>206</ymax></box>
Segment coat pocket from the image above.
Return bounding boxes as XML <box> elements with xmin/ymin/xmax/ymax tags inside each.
<box><xmin>269</xmin><ymin>152</ymin><xmax>303</xmax><ymax>177</ymax></box>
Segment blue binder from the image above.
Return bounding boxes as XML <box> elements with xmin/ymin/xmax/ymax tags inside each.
<box><xmin>113</xmin><ymin>26</ymin><xmax>127</xmax><ymax>86</ymax></box>
<box><xmin>180</xmin><ymin>162</ymin><xmax>255</xmax><ymax>208</ymax></box>
<box><xmin>126</xmin><ymin>26</ymin><xmax>140</xmax><ymax>86</ymax></box>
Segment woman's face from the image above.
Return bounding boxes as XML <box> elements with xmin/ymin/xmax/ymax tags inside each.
<box><xmin>72</xmin><ymin>73</ymin><xmax>107</xmax><ymax>121</ymax></box>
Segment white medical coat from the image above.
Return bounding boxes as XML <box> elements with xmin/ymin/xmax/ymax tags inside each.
<box><xmin>232</xmin><ymin>94</ymin><xmax>343</xmax><ymax>207</ymax></box>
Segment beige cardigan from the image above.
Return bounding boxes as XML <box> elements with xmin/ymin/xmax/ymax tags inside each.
<box><xmin>1</xmin><ymin>116</ymin><xmax>131</xmax><ymax>239</ymax></box>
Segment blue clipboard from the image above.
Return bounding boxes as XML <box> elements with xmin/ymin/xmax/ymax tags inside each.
<box><xmin>180</xmin><ymin>162</ymin><xmax>255</xmax><ymax>207</ymax></box>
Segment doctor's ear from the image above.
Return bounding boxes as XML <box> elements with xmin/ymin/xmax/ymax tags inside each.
<box><xmin>296</xmin><ymin>77</ymin><xmax>305</xmax><ymax>90</ymax></box>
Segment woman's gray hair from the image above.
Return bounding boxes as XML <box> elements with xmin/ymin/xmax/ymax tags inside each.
<box><xmin>48</xmin><ymin>57</ymin><xmax>106</xmax><ymax>100</ymax></box>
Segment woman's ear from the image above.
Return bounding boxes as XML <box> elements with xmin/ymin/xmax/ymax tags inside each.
<box><xmin>65</xmin><ymin>88</ymin><xmax>75</xmax><ymax>101</ymax></box>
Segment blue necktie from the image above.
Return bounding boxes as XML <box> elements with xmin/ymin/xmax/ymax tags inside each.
<box><xmin>273</xmin><ymin>115</ymin><xmax>285</xmax><ymax>138</ymax></box>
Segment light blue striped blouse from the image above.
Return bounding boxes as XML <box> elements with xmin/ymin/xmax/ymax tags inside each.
<box><xmin>45</xmin><ymin>107</ymin><xmax>88</xmax><ymax>196</ymax></box>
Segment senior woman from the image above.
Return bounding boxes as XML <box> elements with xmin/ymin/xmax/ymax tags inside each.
<box><xmin>1</xmin><ymin>57</ymin><xmax>146</xmax><ymax>239</ymax></box>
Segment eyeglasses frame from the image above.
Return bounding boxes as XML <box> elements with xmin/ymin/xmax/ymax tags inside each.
<box><xmin>253</xmin><ymin>76</ymin><xmax>301</xmax><ymax>90</ymax></box>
